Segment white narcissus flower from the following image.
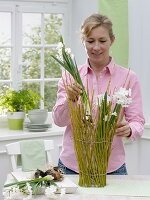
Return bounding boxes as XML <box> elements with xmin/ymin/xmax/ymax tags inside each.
<box><xmin>3</xmin><ymin>190</ymin><xmax>11</xmax><ymax>199</ymax></box>
<box><xmin>117</xmin><ymin>98</ymin><xmax>132</xmax><ymax>107</ymax></box>
<box><xmin>97</xmin><ymin>94</ymin><xmax>105</xmax><ymax>103</ymax></box>
<box><xmin>96</xmin><ymin>94</ymin><xmax>111</xmax><ymax>105</ymax></box>
<box><xmin>43</xmin><ymin>175</ymin><xmax>54</xmax><ymax>181</ymax></box>
<box><xmin>114</xmin><ymin>87</ymin><xmax>131</xmax><ymax>97</ymax></box>
<box><xmin>56</xmin><ymin>42</ymin><xmax>63</xmax><ymax>50</ymax></box>
<box><xmin>56</xmin><ymin>53</ymin><xmax>63</xmax><ymax>61</ymax></box>
<box><xmin>113</xmin><ymin>87</ymin><xmax>132</xmax><ymax>107</ymax></box>
<box><xmin>65</xmin><ymin>48</ymin><xmax>71</xmax><ymax>55</ymax></box>
<box><xmin>22</xmin><ymin>183</ymin><xmax>32</xmax><ymax>200</ymax></box>
<box><xmin>70</xmin><ymin>53</ymin><xmax>75</xmax><ymax>59</ymax></box>
<box><xmin>3</xmin><ymin>185</ymin><xmax>26</xmax><ymax>200</ymax></box>
<box><xmin>45</xmin><ymin>185</ymin><xmax>57</xmax><ymax>198</ymax></box>
<box><xmin>111</xmin><ymin>112</ymin><xmax>117</xmax><ymax>116</ymax></box>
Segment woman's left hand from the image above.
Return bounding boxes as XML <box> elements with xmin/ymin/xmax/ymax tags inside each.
<box><xmin>115</xmin><ymin>120</ymin><xmax>132</xmax><ymax>137</ymax></box>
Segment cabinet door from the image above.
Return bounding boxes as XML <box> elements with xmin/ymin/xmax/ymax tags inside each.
<box><xmin>124</xmin><ymin>140</ymin><xmax>139</xmax><ymax>174</ymax></box>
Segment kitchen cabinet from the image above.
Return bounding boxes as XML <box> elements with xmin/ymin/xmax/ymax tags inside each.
<box><xmin>125</xmin><ymin>124</ymin><xmax>150</xmax><ymax>175</ymax></box>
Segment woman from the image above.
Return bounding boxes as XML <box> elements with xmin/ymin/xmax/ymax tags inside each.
<box><xmin>52</xmin><ymin>13</ymin><xmax>145</xmax><ymax>175</ymax></box>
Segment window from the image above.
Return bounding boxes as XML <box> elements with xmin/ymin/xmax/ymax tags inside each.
<box><xmin>0</xmin><ymin>1</ymin><xmax>71</xmax><ymax>111</ymax></box>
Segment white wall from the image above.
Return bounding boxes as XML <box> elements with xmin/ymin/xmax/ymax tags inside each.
<box><xmin>70</xmin><ymin>0</ymin><xmax>99</xmax><ymax>65</ymax></box>
<box><xmin>128</xmin><ymin>0</ymin><xmax>150</xmax><ymax>124</ymax></box>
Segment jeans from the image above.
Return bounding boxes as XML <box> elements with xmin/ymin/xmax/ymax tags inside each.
<box><xmin>58</xmin><ymin>159</ymin><xmax>78</xmax><ymax>174</ymax></box>
<box><xmin>107</xmin><ymin>163</ymin><xmax>128</xmax><ymax>175</ymax></box>
<box><xmin>58</xmin><ymin>159</ymin><xmax>128</xmax><ymax>175</ymax></box>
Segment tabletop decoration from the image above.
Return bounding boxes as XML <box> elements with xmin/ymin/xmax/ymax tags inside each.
<box><xmin>3</xmin><ymin>167</ymin><xmax>65</xmax><ymax>200</ymax></box>
<box><xmin>51</xmin><ymin>37</ymin><xmax>132</xmax><ymax>187</ymax></box>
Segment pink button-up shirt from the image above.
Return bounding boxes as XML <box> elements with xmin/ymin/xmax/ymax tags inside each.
<box><xmin>52</xmin><ymin>58</ymin><xmax>145</xmax><ymax>173</ymax></box>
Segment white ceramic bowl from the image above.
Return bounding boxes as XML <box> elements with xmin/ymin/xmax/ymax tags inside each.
<box><xmin>28</xmin><ymin>110</ymin><xmax>48</xmax><ymax>124</ymax></box>
<box><xmin>28</xmin><ymin>109</ymin><xmax>48</xmax><ymax>114</ymax></box>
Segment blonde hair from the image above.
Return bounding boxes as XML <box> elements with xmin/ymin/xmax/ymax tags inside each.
<box><xmin>81</xmin><ymin>13</ymin><xmax>115</xmax><ymax>41</ymax></box>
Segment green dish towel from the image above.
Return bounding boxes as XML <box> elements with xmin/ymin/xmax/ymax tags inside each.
<box><xmin>20</xmin><ymin>139</ymin><xmax>47</xmax><ymax>172</ymax></box>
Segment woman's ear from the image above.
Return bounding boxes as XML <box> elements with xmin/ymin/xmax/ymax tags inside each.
<box><xmin>111</xmin><ymin>36</ymin><xmax>115</xmax><ymax>46</ymax></box>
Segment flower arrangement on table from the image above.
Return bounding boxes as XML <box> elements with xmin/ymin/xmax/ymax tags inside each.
<box><xmin>3</xmin><ymin>167</ymin><xmax>65</xmax><ymax>200</ymax></box>
<box><xmin>51</xmin><ymin>37</ymin><xmax>132</xmax><ymax>187</ymax></box>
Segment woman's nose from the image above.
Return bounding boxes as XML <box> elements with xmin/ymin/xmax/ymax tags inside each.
<box><xmin>93</xmin><ymin>42</ymin><xmax>101</xmax><ymax>50</ymax></box>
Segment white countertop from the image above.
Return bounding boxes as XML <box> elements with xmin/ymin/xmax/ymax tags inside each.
<box><xmin>0</xmin><ymin>125</ymin><xmax>65</xmax><ymax>142</ymax></box>
<box><xmin>0</xmin><ymin>121</ymin><xmax>150</xmax><ymax>142</ymax></box>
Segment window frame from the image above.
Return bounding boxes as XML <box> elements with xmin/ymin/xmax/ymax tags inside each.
<box><xmin>0</xmin><ymin>0</ymin><xmax>71</xmax><ymax>109</ymax></box>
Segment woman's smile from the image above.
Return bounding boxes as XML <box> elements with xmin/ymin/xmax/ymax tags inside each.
<box><xmin>92</xmin><ymin>51</ymin><xmax>103</xmax><ymax>56</ymax></box>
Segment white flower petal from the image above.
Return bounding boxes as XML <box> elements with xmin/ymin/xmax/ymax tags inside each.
<box><xmin>57</xmin><ymin>42</ymin><xmax>63</xmax><ymax>50</ymax></box>
<box><xmin>113</xmin><ymin>87</ymin><xmax>132</xmax><ymax>107</ymax></box>
<box><xmin>111</xmin><ymin>112</ymin><xmax>117</xmax><ymax>116</ymax></box>
<box><xmin>45</xmin><ymin>185</ymin><xmax>57</xmax><ymax>197</ymax></box>
<box><xmin>65</xmin><ymin>48</ymin><xmax>71</xmax><ymax>54</ymax></box>
<box><xmin>96</xmin><ymin>94</ymin><xmax>111</xmax><ymax>105</ymax></box>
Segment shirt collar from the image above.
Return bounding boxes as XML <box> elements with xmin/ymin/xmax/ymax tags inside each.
<box><xmin>83</xmin><ymin>56</ymin><xmax>115</xmax><ymax>76</ymax></box>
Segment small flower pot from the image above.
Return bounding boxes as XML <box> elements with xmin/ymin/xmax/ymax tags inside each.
<box><xmin>7</xmin><ymin>111</ymin><xmax>25</xmax><ymax>130</ymax></box>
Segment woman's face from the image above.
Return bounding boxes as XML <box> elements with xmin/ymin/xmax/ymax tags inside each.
<box><xmin>83</xmin><ymin>26</ymin><xmax>114</xmax><ymax>66</ymax></box>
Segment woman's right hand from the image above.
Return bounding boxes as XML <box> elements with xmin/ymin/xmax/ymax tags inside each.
<box><xmin>67</xmin><ymin>83</ymin><xmax>82</xmax><ymax>102</ymax></box>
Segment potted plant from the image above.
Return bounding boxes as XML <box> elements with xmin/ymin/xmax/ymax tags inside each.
<box><xmin>0</xmin><ymin>88</ymin><xmax>43</xmax><ymax>130</ymax></box>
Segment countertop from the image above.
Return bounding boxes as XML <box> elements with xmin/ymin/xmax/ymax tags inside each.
<box><xmin>0</xmin><ymin>118</ymin><xmax>150</xmax><ymax>142</ymax></box>
<box><xmin>0</xmin><ymin>125</ymin><xmax>65</xmax><ymax>142</ymax></box>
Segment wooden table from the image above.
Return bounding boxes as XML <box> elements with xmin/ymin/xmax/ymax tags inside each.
<box><xmin>4</xmin><ymin>175</ymin><xmax>150</xmax><ymax>200</ymax></box>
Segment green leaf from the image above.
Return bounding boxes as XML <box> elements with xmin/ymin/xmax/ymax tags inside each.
<box><xmin>0</xmin><ymin>89</ymin><xmax>43</xmax><ymax>113</ymax></box>
<box><xmin>51</xmin><ymin>55</ymin><xmax>64</xmax><ymax>66</ymax></box>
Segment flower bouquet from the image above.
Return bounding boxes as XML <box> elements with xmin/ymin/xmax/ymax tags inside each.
<box><xmin>51</xmin><ymin>37</ymin><xmax>132</xmax><ymax>187</ymax></box>
<box><xmin>3</xmin><ymin>167</ymin><xmax>65</xmax><ymax>200</ymax></box>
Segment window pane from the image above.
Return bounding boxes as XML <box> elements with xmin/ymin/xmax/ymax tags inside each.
<box><xmin>0</xmin><ymin>12</ymin><xmax>11</xmax><ymax>45</ymax></box>
<box><xmin>0</xmin><ymin>83</ymin><xmax>10</xmax><ymax>93</ymax></box>
<box><xmin>44</xmin><ymin>47</ymin><xmax>62</xmax><ymax>78</ymax></box>
<box><xmin>0</xmin><ymin>83</ymin><xmax>10</xmax><ymax>115</ymax></box>
<box><xmin>22</xmin><ymin>82</ymin><xmax>40</xmax><ymax>95</ymax></box>
<box><xmin>22</xmin><ymin>48</ymin><xmax>41</xmax><ymax>79</ymax></box>
<box><xmin>44</xmin><ymin>14</ymin><xmax>63</xmax><ymax>44</ymax></box>
<box><xmin>0</xmin><ymin>48</ymin><xmax>11</xmax><ymax>80</ymax></box>
<box><xmin>44</xmin><ymin>81</ymin><xmax>58</xmax><ymax>111</ymax></box>
<box><xmin>23</xmin><ymin>13</ymin><xmax>41</xmax><ymax>45</ymax></box>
